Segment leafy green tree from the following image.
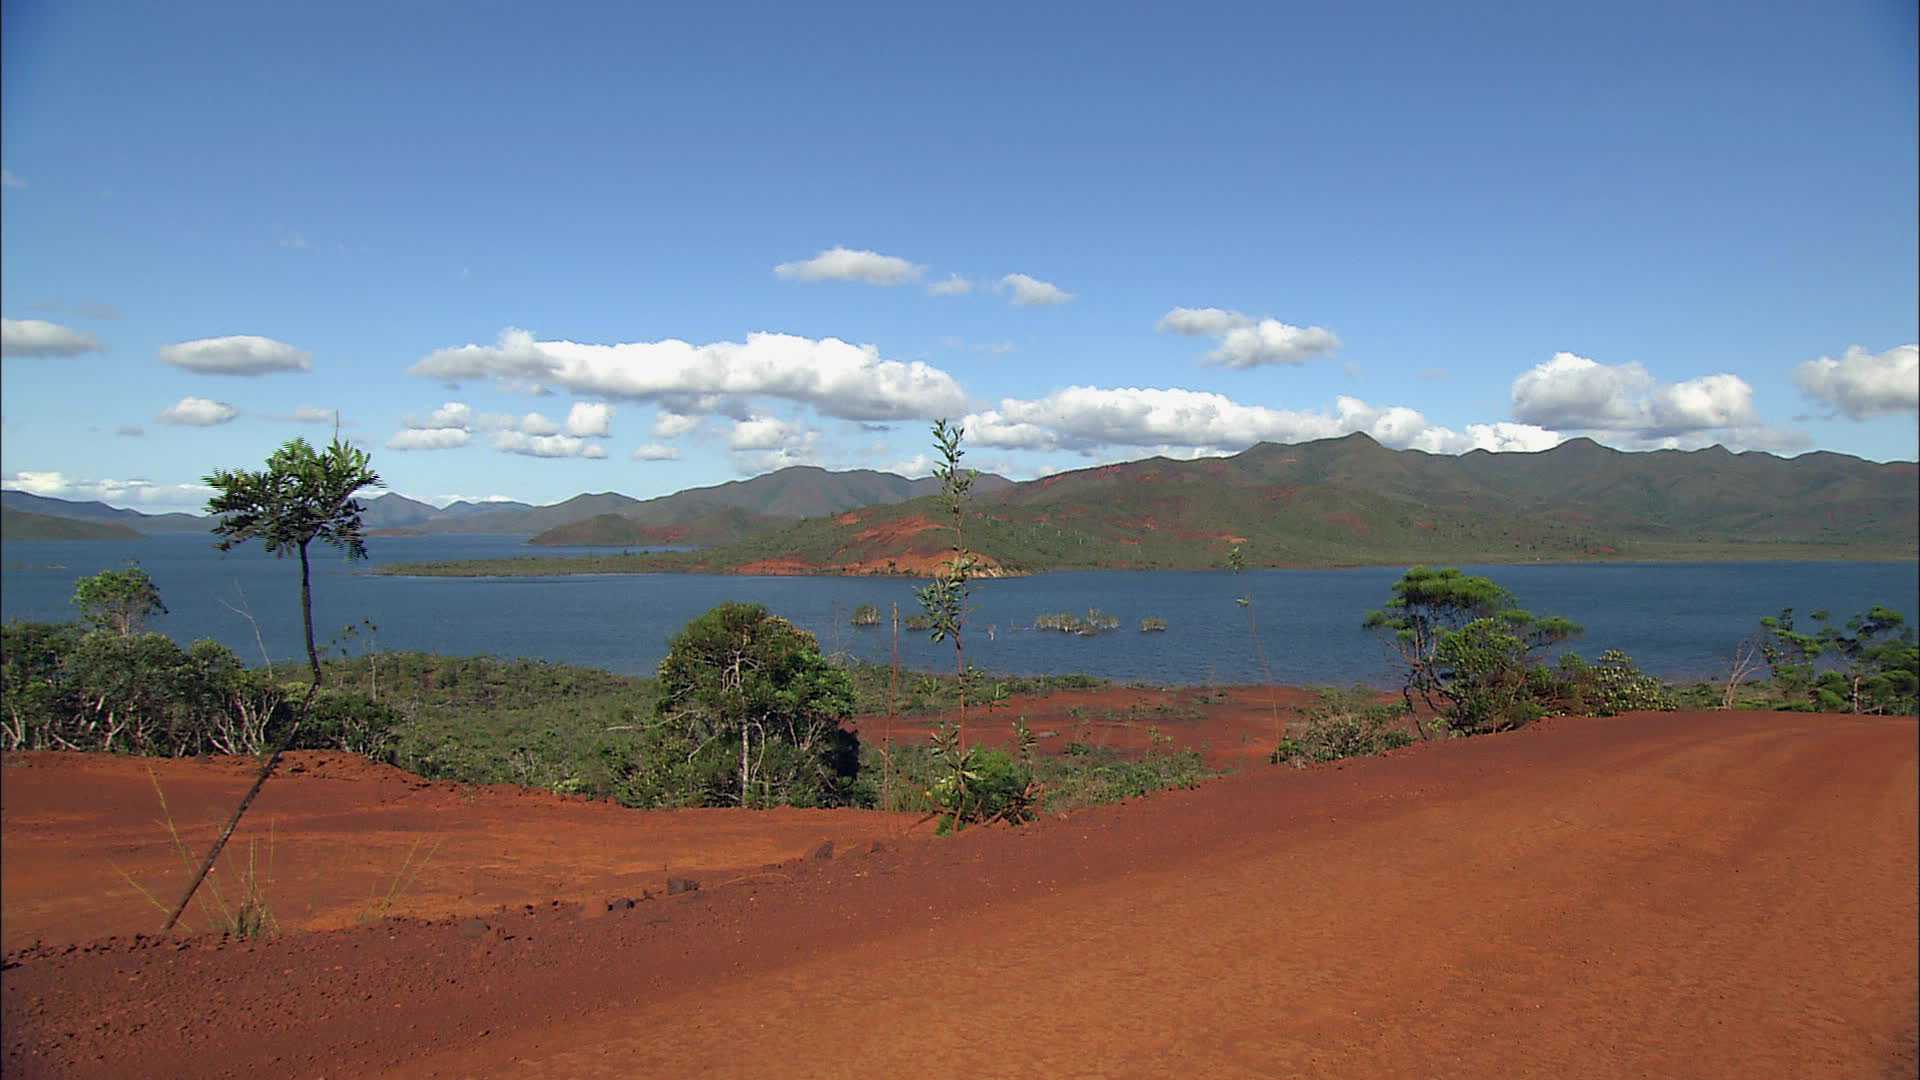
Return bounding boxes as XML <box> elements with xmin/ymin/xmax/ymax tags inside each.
<box><xmin>915</xmin><ymin>419</ymin><xmax>978</xmax><ymax>736</ymax></box>
<box><xmin>1764</xmin><ymin>605</ymin><xmax>1918</xmax><ymax>714</ymax></box>
<box><xmin>1365</xmin><ymin>566</ymin><xmax>1580</xmax><ymax>736</ymax></box>
<box><xmin>71</xmin><ymin>564</ymin><xmax>167</xmax><ymax>636</ymax></box>
<box><xmin>206</xmin><ymin>437</ymin><xmax>382</xmax><ymax>686</ymax></box>
<box><xmin>641</xmin><ymin>602</ymin><xmax>857</xmax><ymax>808</ymax></box>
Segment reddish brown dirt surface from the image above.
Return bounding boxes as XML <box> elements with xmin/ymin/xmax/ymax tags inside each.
<box><xmin>855</xmin><ymin>684</ymin><xmax>1377</xmax><ymax>769</ymax></box>
<box><xmin>5</xmin><ymin>710</ymin><xmax>1916</xmax><ymax>1079</ymax></box>
<box><xmin>0</xmin><ymin>751</ymin><xmax>919</xmax><ymax>952</ymax></box>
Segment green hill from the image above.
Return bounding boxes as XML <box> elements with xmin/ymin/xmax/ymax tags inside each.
<box><xmin>2</xmin><ymin>508</ymin><xmax>145</xmax><ymax>541</ymax></box>
<box><xmin>380</xmin><ymin>435</ymin><xmax>1919</xmax><ymax>577</ymax></box>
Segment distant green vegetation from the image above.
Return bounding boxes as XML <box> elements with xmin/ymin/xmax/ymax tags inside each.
<box><xmin>1035</xmin><ymin>609</ymin><xmax>1122</xmax><ymax>636</ymax></box>
<box><xmin>2</xmin><ymin>508</ymin><xmax>143</xmax><ymax>541</ymax></box>
<box><xmin>1139</xmin><ymin>616</ymin><xmax>1168</xmax><ymax>632</ymax></box>
<box><xmin>850</xmin><ymin>603</ymin><xmax>881</xmax><ymax>627</ymax></box>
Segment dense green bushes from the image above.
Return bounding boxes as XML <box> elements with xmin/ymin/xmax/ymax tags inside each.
<box><xmin>1273</xmin><ymin>687</ymin><xmax>1415</xmax><ymax>766</ymax></box>
<box><xmin>1759</xmin><ymin>607</ymin><xmax>1918</xmax><ymax>715</ymax></box>
<box><xmin>0</xmin><ymin>621</ymin><xmax>396</xmax><ymax>757</ymax></box>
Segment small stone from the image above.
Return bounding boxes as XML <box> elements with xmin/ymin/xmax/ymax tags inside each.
<box><xmin>666</xmin><ymin>877</ymin><xmax>700</xmax><ymax>895</ymax></box>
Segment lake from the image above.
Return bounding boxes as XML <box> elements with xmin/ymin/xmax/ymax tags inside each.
<box><xmin>2</xmin><ymin>534</ymin><xmax>1914</xmax><ymax>685</ymax></box>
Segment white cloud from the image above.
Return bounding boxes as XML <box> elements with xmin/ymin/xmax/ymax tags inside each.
<box><xmin>1210</xmin><ymin>320</ymin><xmax>1341</xmax><ymax>368</ymax></box>
<box><xmin>773</xmin><ymin>246</ymin><xmax>923</xmax><ymax>285</ymax></box>
<box><xmin>652</xmin><ymin>412</ymin><xmax>701</xmax><ymax>438</ymax></box>
<box><xmin>386</xmin><ymin>427</ymin><xmax>472</xmax><ymax>451</ymax></box>
<box><xmin>490</xmin><ymin>431</ymin><xmax>607</xmax><ymax>459</ymax></box>
<box><xmin>1156</xmin><ymin>307</ymin><xmax>1340</xmax><ymax>368</ymax></box>
<box><xmin>157</xmin><ymin>396</ymin><xmax>238</xmax><ymax>426</ymax></box>
<box><xmin>411</xmin><ymin>328</ymin><xmax>968</xmax><ymax>421</ymax></box>
<box><xmin>518</xmin><ymin>411</ymin><xmax>562</xmax><ymax>436</ymax></box>
<box><xmin>291</xmin><ymin>406</ymin><xmax>337</xmax><ymax>424</ymax></box>
<box><xmin>1156</xmin><ymin>307</ymin><xmax>1254</xmax><ymax>336</ymax></box>
<box><xmin>728</xmin><ymin>415</ymin><xmax>810</xmax><ymax>451</ymax></box>
<box><xmin>2</xmin><ymin>318</ymin><xmax>103</xmax><ymax>357</ymax></box>
<box><xmin>888</xmin><ymin>453</ymin><xmax>935</xmax><ymax>477</ymax></box>
<box><xmin>1794</xmin><ymin>344</ymin><xmax>1919</xmax><ymax>419</ymax></box>
<box><xmin>928</xmin><ymin>275</ymin><xmax>973</xmax><ymax>296</ymax></box>
<box><xmin>158</xmin><ymin>335</ymin><xmax>311</xmax><ymax>375</ymax></box>
<box><xmin>4</xmin><ymin>471</ymin><xmax>214</xmax><ymax>511</ymax></box>
<box><xmin>630</xmin><ymin>443</ymin><xmax>681</xmax><ymax>461</ymax></box>
<box><xmin>999</xmin><ymin>273</ymin><xmax>1073</xmax><ymax>306</ymax></box>
<box><xmin>1511</xmin><ymin>352</ymin><xmax>1758</xmax><ymax>437</ymax></box>
<box><xmin>406</xmin><ymin>402</ymin><xmax>472</xmax><ymax>430</ymax></box>
<box><xmin>564</xmin><ymin>401</ymin><xmax>614</xmax><ymax>437</ymax></box>
<box><xmin>1</xmin><ymin>168</ymin><xmax>24</xmax><ymax>189</ymax></box>
<box><xmin>960</xmin><ymin>385</ymin><xmax>1558</xmax><ymax>457</ymax></box>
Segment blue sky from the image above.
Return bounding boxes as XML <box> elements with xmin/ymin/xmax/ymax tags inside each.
<box><xmin>3</xmin><ymin>0</ymin><xmax>1915</xmax><ymax>511</ymax></box>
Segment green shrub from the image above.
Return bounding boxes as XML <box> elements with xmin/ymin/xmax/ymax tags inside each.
<box><xmin>1272</xmin><ymin>688</ymin><xmax>1415</xmax><ymax>766</ymax></box>
<box><xmin>850</xmin><ymin>603</ymin><xmax>881</xmax><ymax>627</ymax></box>
<box><xmin>1139</xmin><ymin>616</ymin><xmax>1168</xmax><ymax>632</ymax></box>
<box><xmin>1035</xmin><ymin>609</ymin><xmax>1121</xmax><ymax>636</ymax></box>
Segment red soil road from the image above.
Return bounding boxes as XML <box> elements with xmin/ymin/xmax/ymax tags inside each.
<box><xmin>4</xmin><ymin>710</ymin><xmax>1916</xmax><ymax>1079</ymax></box>
<box><xmin>0</xmin><ymin>751</ymin><xmax>919</xmax><ymax>952</ymax></box>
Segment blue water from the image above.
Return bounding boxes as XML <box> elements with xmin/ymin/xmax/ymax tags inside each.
<box><xmin>2</xmin><ymin>534</ymin><xmax>1914</xmax><ymax>684</ymax></box>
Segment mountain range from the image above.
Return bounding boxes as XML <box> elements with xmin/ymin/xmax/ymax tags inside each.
<box><xmin>9</xmin><ymin>438</ymin><xmax>1917</xmax><ymax>575</ymax></box>
<box><xmin>379</xmin><ymin>434</ymin><xmax>1920</xmax><ymax>577</ymax></box>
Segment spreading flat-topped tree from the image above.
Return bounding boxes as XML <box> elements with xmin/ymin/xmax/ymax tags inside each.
<box><xmin>72</xmin><ymin>563</ymin><xmax>167</xmax><ymax>636</ymax></box>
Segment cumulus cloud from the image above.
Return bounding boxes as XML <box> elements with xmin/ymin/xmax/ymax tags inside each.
<box><xmin>728</xmin><ymin>415</ymin><xmax>810</xmax><ymax>451</ymax></box>
<box><xmin>1157</xmin><ymin>307</ymin><xmax>1339</xmax><ymax>368</ymax></box>
<box><xmin>1510</xmin><ymin>352</ymin><xmax>1759</xmax><ymax>437</ymax></box>
<box><xmin>999</xmin><ymin>273</ymin><xmax>1073</xmax><ymax>306</ymax></box>
<box><xmin>888</xmin><ymin>453</ymin><xmax>935</xmax><ymax>477</ymax></box>
<box><xmin>407</xmin><ymin>402</ymin><xmax>472</xmax><ymax>430</ymax></box>
<box><xmin>157</xmin><ymin>396</ymin><xmax>239</xmax><ymax>426</ymax></box>
<box><xmin>630</xmin><ymin>444</ymin><xmax>681</xmax><ymax>461</ymax></box>
<box><xmin>959</xmin><ymin>385</ymin><xmax>1560</xmax><ymax>457</ymax></box>
<box><xmin>1156</xmin><ymin>307</ymin><xmax>1253</xmax><ymax>336</ymax></box>
<box><xmin>1793</xmin><ymin>344</ymin><xmax>1919</xmax><ymax>419</ymax></box>
<box><xmin>652</xmin><ymin>412</ymin><xmax>700</xmax><ymax>438</ymax></box>
<box><xmin>158</xmin><ymin>335</ymin><xmax>311</xmax><ymax>375</ymax></box>
<box><xmin>4</xmin><ymin>471</ymin><xmax>214</xmax><ymax>510</ymax></box>
<box><xmin>564</xmin><ymin>402</ymin><xmax>613</xmax><ymax>437</ymax></box>
<box><xmin>411</xmin><ymin>328</ymin><xmax>968</xmax><ymax>422</ymax></box>
<box><xmin>517</xmin><ymin>411</ymin><xmax>562</xmax><ymax>436</ymax></box>
<box><xmin>2</xmin><ymin>318</ymin><xmax>103</xmax><ymax>357</ymax></box>
<box><xmin>291</xmin><ymin>406</ymin><xmax>338</xmax><ymax>424</ymax></box>
<box><xmin>490</xmin><ymin>431</ymin><xmax>607</xmax><ymax>459</ymax></box>
<box><xmin>928</xmin><ymin>275</ymin><xmax>973</xmax><ymax>296</ymax></box>
<box><xmin>773</xmin><ymin>247</ymin><xmax>923</xmax><ymax>285</ymax></box>
<box><xmin>386</xmin><ymin>428</ymin><xmax>471</xmax><ymax>451</ymax></box>
<box><xmin>388</xmin><ymin>401</ymin><xmax>473</xmax><ymax>450</ymax></box>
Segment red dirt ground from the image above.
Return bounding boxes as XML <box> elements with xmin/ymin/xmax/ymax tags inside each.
<box><xmin>0</xmin><ymin>752</ymin><xmax>919</xmax><ymax>952</ymax></box>
<box><xmin>4</xmin><ymin>710</ymin><xmax>1916</xmax><ymax>1079</ymax></box>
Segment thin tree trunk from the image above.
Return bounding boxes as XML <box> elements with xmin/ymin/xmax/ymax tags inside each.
<box><xmin>299</xmin><ymin>541</ymin><xmax>319</xmax><ymax>684</ymax></box>
<box><xmin>165</xmin><ymin>538</ymin><xmax>323</xmax><ymax>933</ymax></box>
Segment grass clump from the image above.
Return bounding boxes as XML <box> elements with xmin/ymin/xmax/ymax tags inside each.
<box><xmin>850</xmin><ymin>603</ymin><xmax>881</xmax><ymax>627</ymax></box>
<box><xmin>1139</xmin><ymin>616</ymin><xmax>1168</xmax><ymax>633</ymax></box>
<box><xmin>1272</xmin><ymin>687</ymin><xmax>1415</xmax><ymax>767</ymax></box>
<box><xmin>1035</xmin><ymin>609</ymin><xmax>1122</xmax><ymax>636</ymax></box>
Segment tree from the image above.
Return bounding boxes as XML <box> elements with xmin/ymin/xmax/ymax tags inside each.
<box><xmin>642</xmin><ymin>602</ymin><xmax>857</xmax><ymax>808</ymax></box>
<box><xmin>915</xmin><ymin>418</ymin><xmax>978</xmax><ymax>742</ymax></box>
<box><xmin>205</xmin><ymin>437</ymin><xmax>382</xmax><ymax>686</ymax></box>
<box><xmin>1763</xmin><ymin>605</ymin><xmax>1918</xmax><ymax>714</ymax></box>
<box><xmin>72</xmin><ymin>564</ymin><xmax>167</xmax><ymax>636</ymax></box>
<box><xmin>164</xmin><ymin>436</ymin><xmax>380</xmax><ymax>931</ymax></box>
<box><xmin>1365</xmin><ymin>566</ymin><xmax>1580</xmax><ymax>736</ymax></box>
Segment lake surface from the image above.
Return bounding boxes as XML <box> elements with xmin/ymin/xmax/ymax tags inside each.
<box><xmin>2</xmin><ymin>534</ymin><xmax>1914</xmax><ymax>685</ymax></box>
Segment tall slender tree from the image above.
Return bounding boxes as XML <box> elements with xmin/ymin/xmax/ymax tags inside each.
<box><xmin>163</xmin><ymin>436</ymin><xmax>380</xmax><ymax>931</ymax></box>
